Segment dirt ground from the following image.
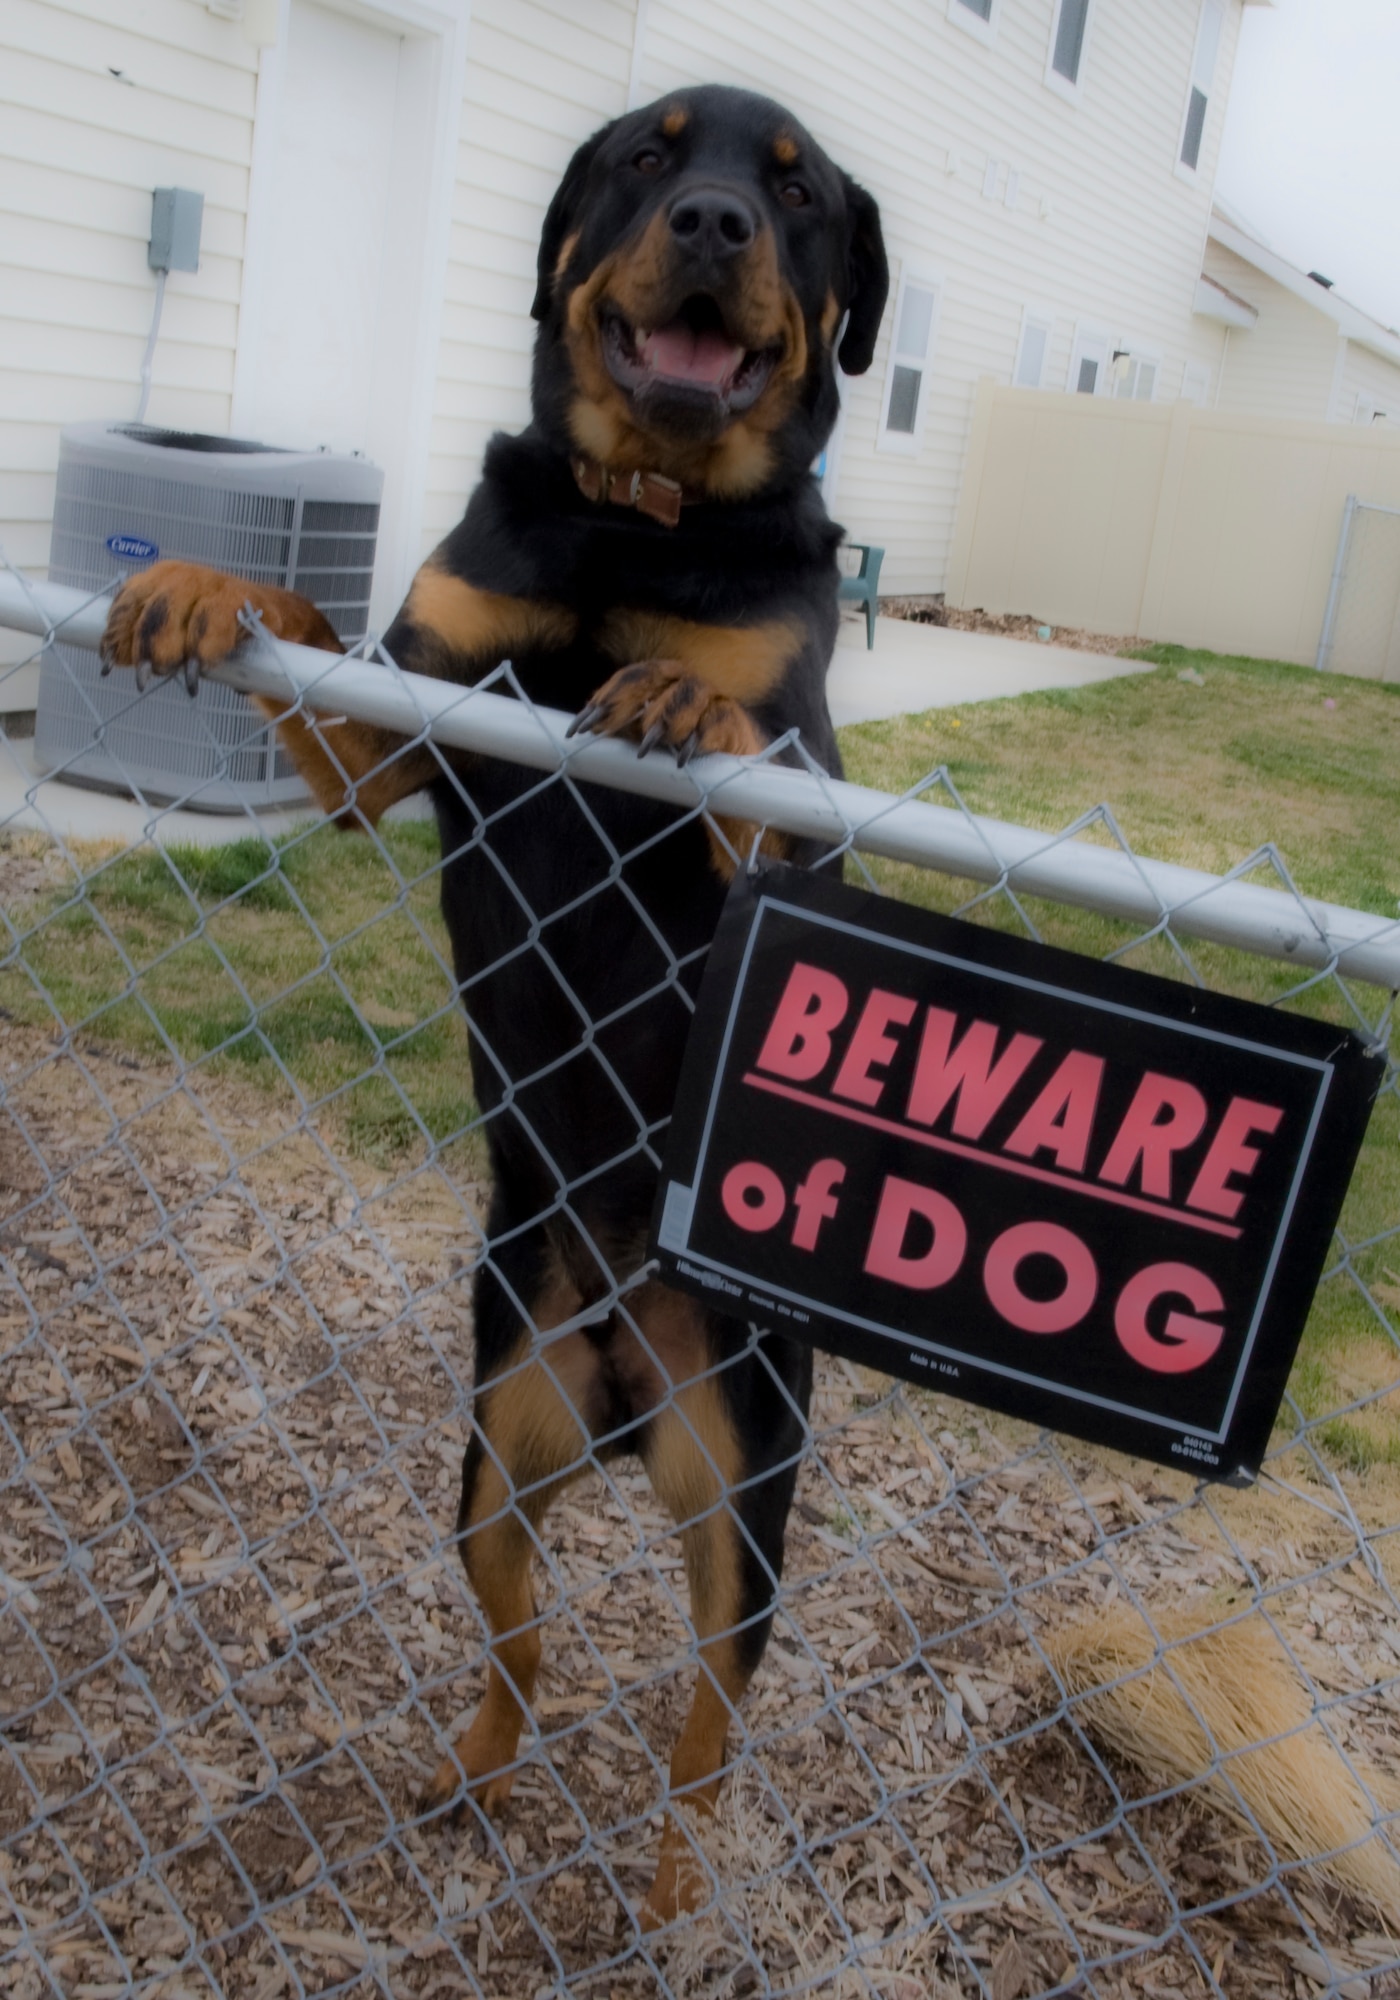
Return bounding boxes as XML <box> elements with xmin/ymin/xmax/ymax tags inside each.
<box><xmin>3</xmin><ymin>1023</ymin><xmax>1399</xmax><ymax>2000</ymax></box>
<box><xmin>880</xmin><ymin>598</ymin><xmax>1139</xmax><ymax>659</ymax></box>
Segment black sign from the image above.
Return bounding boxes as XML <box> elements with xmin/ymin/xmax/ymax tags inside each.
<box><xmin>651</xmin><ymin>865</ymin><xmax>1383</xmax><ymax>1482</ymax></box>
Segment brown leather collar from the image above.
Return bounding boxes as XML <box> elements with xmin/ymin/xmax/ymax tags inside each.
<box><xmin>571</xmin><ymin>455</ymin><xmax>693</xmax><ymax>528</ymax></box>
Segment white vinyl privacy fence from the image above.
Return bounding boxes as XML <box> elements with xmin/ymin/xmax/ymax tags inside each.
<box><xmin>2</xmin><ymin>558</ymin><xmax>1399</xmax><ymax>2000</ymax></box>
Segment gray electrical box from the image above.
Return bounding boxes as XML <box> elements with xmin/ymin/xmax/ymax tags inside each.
<box><xmin>149</xmin><ymin>188</ymin><xmax>203</xmax><ymax>273</ymax></box>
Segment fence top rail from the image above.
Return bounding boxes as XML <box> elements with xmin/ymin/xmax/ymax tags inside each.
<box><xmin>4</xmin><ymin>570</ymin><xmax>1398</xmax><ymax>990</ymax></box>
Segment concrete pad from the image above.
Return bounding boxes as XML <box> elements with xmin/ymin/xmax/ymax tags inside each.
<box><xmin>827</xmin><ymin>611</ymin><xmax>1153</xmax><ymax>726</ymax></box>
<box><xmin>0</xmin><ymin>730</ymin><xmax>430</xmax><ymax>851</ymax></box>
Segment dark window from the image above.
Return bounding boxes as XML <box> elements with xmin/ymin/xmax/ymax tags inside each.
<box><xmin>1076</xmin><ymin>357</ymin><xmax>1099</xmax><ymax>395</ymax></box>
<box><xmin>887</xmin><ymin>366</ymin><xmax>922</xmax><ymax>434</ymax></box>
<box><xmin>957</xmin><ymin>0</ymin><xmax>993</xmax><ymax>18</ymax></box>
<box><xmin>1180</xmin><ymin>85</ymin><xmax>1208</xmax><ymax>169</ymax></box>
<box><xmin>1052</xmin><ymin>0</ymin><xmax>1089</xmax><ymax>82</ymax></box>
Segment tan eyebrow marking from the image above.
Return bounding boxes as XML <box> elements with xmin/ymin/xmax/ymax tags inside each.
<box><xmin>661</xmin><ymin>105</ymin><xmax>688</xmax><ymax>137</ymax></box>
<box><xmin>773</xmin><ymin>131</ymin><xmax>799</xmax><ymax>166</ymax></box>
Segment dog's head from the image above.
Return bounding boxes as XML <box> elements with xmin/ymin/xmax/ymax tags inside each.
<box><xmin>531</xmin><ymin>85</ymin><xmax>889</xmax><ymax>500</ymax></box>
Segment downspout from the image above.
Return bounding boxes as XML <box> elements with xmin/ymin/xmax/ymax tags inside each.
<box><xmin>1213</xmin><ymin>325</ymin><xmax>1230</xmax><ymax>408</ymax></box>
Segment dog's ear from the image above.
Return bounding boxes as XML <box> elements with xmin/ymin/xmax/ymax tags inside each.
<box><xmin>836</xmin><ymin>177</ymin><xmax>890</xmax><ymax>376</ymax></box>
<box><xmin>532</xmin><ymin>125</ymin><xmax>611</xmax><ymax>321</ymax></box>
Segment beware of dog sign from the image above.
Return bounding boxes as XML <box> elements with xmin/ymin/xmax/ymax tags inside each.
<box><xmin>652</xmin><ymin>865</ymin><xmax>1382</xmax><ymax>1482</ymax></box>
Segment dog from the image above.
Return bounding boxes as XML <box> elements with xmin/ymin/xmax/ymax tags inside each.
<box><xmin>100</xmin><ymin>83</ymin><xmax>888</xmax><ymax>1924</ymax></box>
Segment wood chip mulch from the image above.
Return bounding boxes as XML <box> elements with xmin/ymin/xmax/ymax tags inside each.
<box><xmin>3</xmin><ymin>1024</ymin><xmax>1398</xmax><ymax>2000</ymax></box>
<box><xmin>877</xmin><ymin>599</ymin><xmax>1140</xmax><ymax>659</ymax></box>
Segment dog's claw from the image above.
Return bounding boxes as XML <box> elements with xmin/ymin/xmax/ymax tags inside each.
<box><xmin>98</xmin><ymin>655</ymin><xmax>113</xmax><ymax>678</ymax></box>
<box><xmin>637</xmin><ymin>721</ymin><xmax>665</xmax><ymax>758</ymax></box>
<box><xmin>135</xmin><ymin>660</ymin><xmax>153</xmax><ymax>693</ymax></box>
<box><xmin>676</xmin><ymin>731</ymin><xmax>700</xmax><ymax>768</ymax></box>
<box><xmin>183</xmin><ymin>657</ymin><xmax>201</xmax><ymax>698</ymax></box>
<box><xmin>566</xmin><ymin>703</ymin><xmax>600</xmax><ymax>740</ymax></box>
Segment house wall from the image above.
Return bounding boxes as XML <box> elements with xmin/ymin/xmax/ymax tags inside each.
<box><xmin>947</xmin><ymin>381</ymin><xmax>1400</xmax><ymax>667</ymax></box>
<box><xmin>1338</xmin><ymin>341</ymin><xmax>1400</xmax><ymax>429</ymax></box>
<box><xmin>1</xmin><ymin>0</ymin><xmax>1251</xmax><ymax>696</ymax></box>
<box><xmin>421</xmin><ymin>0</ymin><xmax>635</xmax><ymax>550</ymax></box>
<box><xmin>0</xmin><ymin>0</ymin><xmax>256</xmax><ymax>577</ymax></box>
<box><xmin>0</xmin><ymin>0</ymin><xmax>623</xmax><ymax>699</ymax></box>
<box><xmin>1203</xmin><ymin>241</ymin><xmax>1341</xmax><ymax>422</ymax></box>
<box><xmin>630</xmin><ymin>0</ymin><xmax>1242</xmax><ymax>596</ymax></box>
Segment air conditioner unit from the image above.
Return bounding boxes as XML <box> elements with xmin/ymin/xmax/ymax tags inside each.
<box><xmin>34</xmin><ymin>422</ymin><xmax>383</xmax><ymax>811</ymax></box>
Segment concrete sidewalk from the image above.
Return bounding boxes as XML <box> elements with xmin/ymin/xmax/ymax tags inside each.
<box><xmin>0</xmin><ymin>616</ymin><xmax>1151</xmax><ymax>849</ymax></box>
<box><xmin>826</xmin><ymin>609</ymin><xmax>1151</xmax><ymax>726</ymax></box>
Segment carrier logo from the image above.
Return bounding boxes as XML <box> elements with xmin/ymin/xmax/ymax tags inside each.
<box><xmin>106</xmin><ymin>534</ymin><xmax>159</xmax><ymax>563</ymax></box>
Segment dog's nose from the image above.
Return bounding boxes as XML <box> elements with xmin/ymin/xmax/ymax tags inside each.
<box><xmin>667</xmin><ymin>187</ymin><xmax>757</xmax><ymax>258</ymax></box>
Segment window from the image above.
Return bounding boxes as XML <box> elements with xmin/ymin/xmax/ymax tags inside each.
<box><xmin>947</xmin><ymin>0</ymin><xmax>997</xmax><ymax>45</ymax></box>
<box><xmin>1013</xmin><ymin>310</ymin><xmax>1054</xmax><ymax>389</ymax></box>
<box><xmin>1179</xmin><ymin>0</ymin><xmax>1224</xmax><ymax>173</ymax></box>
<box><xmin>815</xmin><ymin>368</ymin><xmax>849</xmax><ymax>504</ymax></box>
<box><xmin>1112</xmin><ymin>351</ymin><xmax>1159</xmax><ymax>401</ymax></box>
<box><xmin>1047</xmin><ymin>0</ymin><xmax>1090</xmax><ymax>95</ymax></box>
<box><xmin>1067</xmin><ymin>325</ymin><xmax>1110</xmax><ymax>396</ymax></box>
<box><xmin>879</xmin><ymin>271</ymin><xmax>941</xmax><ymax>451</ymax></box>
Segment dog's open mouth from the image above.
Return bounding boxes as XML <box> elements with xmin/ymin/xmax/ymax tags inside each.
<box><xmin>601</xmin><ymin>296</ymin><xmax>779</xmax><ymax>417</ymax></box>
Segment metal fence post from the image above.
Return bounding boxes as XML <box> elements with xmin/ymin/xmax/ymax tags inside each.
<box><xmin>1315</xmin><ymin>492</ymin><xmax>1357</xmax><ymax>672</ymax></box>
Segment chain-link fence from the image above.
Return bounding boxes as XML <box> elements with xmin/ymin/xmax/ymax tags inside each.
<box><xmin>3</xmin><ymin>559</ymin><xmax>1400</xmax><ymax>2000</ymax></box>
<box><xmin>1316</xmin><ymin>497</ymin><xmax>1400</xmax><ymax>683</ymax></box>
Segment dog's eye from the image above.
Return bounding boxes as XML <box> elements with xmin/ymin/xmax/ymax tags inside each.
<box><xmin>633</xmin><ymin>149</ymin><xmax>664</xmax><ymax>175</ymax></box>
<box><xmin>779</xmin><ymin>180</ymin><xmax>810</xmax><ymax>208</ymax></box>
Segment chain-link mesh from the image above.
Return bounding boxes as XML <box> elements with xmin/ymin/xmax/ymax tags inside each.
<box><xmin>3</xmin><ymin>554</ymin><xmax>1400</xmax><ymax>2000</ymax></box>
<box><xmin>1318</xmin><ymin>500</ymin><xmax>1400</xmax><ymax>683</ymax></box>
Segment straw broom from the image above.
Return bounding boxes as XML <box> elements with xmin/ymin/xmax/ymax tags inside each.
<box><xmin>1044</xmin><ymin>1600</ymin><xmax>1400</xmax><ymax>1919</ymax></box>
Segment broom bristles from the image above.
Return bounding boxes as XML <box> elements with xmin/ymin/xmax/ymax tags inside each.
<box><xmin>1045</xmin><ymin>1602</ymin><xmax>1400</xmax><ymax>1919</ymax></box>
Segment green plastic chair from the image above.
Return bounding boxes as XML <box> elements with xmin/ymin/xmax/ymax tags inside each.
<box><xmin>837</xmin><ymin>543</ymin><xmax>884</xmax><ymax>649</ymax></box>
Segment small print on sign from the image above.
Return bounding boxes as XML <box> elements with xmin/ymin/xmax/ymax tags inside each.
<box><xmin>651</xmin><ymin>866</ymin><xmax>1382</xmax><ymax>1482</ymax></box>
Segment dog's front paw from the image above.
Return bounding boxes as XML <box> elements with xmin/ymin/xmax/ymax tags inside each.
<box><xmin>567</xmin><ymin>658</ymin><xmax>764</xmax><ymax>765</ymax></box>
<box><xmin>100</xmin><ymin>560</ymin><xmax>340</xmax><ymax>693</ymax></box>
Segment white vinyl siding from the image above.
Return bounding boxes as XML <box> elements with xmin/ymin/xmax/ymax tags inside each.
<box><xmin>0</xmin><ymin>0</ymin><xmax>257</xmax><ymax>576</ymax></box>
<box><xmin>1339</xmin><ymin>342</ymin><xmax>1400</xmax><ymax>433</ymax></box>
<box><xmin>1202</xmin><ymin>240</ymin><xmax>1348</xmax><ymax>421</ymax></box>
<box><xmin>1</xmin><ymin>0</ymin><xmax>1251</xmax><ymax>613</ymax></box>
<box><xmin>633</xmin><ymin>0</ymin><xmax>1243</xmax><ymax>592</ymax></box>
<box><xmin>421</xmin><ymin>0</ymin><xmax>635</xmax><ymax>551</ymax></box>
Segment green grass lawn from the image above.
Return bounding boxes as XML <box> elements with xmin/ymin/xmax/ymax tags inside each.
<box><xmin>0</xmin><ymin>816</ymin><xmax>475</xmax><ymax>1165</ymax></box>
<box><xmin>837</xmin><ymin>644</ymin><xmax>1400</xmax><ymax>1472</ymax></box>
<box><xmin>3</xmin><ymin>644</ymin><xmax>1396</xmax><ymax>1463</ymax></box>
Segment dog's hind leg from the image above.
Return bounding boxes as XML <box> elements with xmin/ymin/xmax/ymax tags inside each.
<box><xmin>423</xmin><ymin>1275</ymin><xmax>602</xmax><ymax>1818</ymax></box>
<box><xmin>634</xmin><ymin>1331</ymin><xmax>804</xmax><ymax>1928</ymax></box>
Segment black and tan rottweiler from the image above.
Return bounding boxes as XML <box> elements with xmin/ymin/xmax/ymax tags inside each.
<box><xmin>101</xmin><ymin>83</ymin><xmax>888</xmax><ymax>1923</ymax></box>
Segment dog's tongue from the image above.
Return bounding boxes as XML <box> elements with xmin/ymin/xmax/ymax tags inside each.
<box><xmin>640</xmin><ymin>321</ymin><xmax>745</xmax><ymax>385</ymax></box>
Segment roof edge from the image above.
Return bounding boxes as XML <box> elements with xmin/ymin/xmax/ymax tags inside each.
<box><xmin>1194</xmin><ymin>272</ymin><xmax>1259</xmax><ymax>329</ymax></box>
<box><xmin>1208</xmin><ymin>212</ymin><xmax>1400</xmax><ymax>366</ymax></box>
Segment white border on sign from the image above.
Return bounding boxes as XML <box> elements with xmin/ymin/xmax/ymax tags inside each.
<box><xmin>668</xmin><ymin>897</ymin><xmax>1333</xmax><ymax>1447</ymax></box>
